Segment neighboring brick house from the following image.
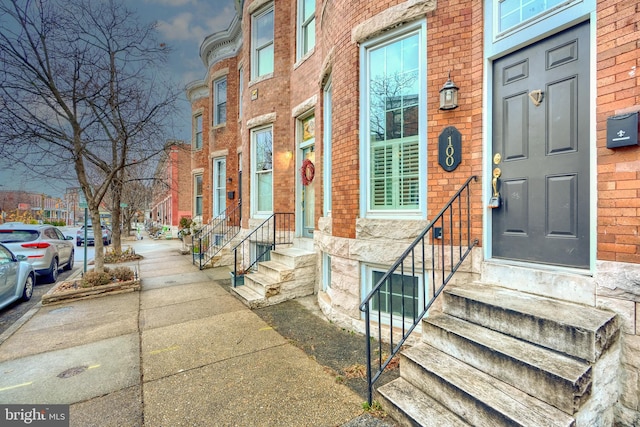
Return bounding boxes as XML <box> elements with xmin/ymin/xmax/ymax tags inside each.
<box><xmin>189</xmin><ymin>0</ymin><xmax>640</xmax><ymax>424</ymax></box>
<box><xmin>150</xmin><ymin>142</ymin><xmax>191</xmax><ymax>234</ymax></box>
<box><xmin>0</xmin><ymin>190</ymin><xmax>68</xmax><ymax>224</ymax></box>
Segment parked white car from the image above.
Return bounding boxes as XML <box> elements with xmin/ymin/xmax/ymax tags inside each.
<box><xmin>0</xmin><ymin>223</ymin><xmax>74</xmax><ymax>283</ymax></box>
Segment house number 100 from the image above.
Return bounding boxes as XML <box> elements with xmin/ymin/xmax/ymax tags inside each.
<box><xmin>438</xmin><ymin>126</ymin><xmax>462</xmax><ymax>172</ymax></box>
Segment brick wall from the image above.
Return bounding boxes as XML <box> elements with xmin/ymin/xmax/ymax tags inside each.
<box><xmin>596</xmin><ymin>0</ymin><xmax>640</xmax><ymax>263</ymax></box>
<box><xmin>191</xmin><ymin>93</ymin><xmax>209</xmax><ymax>222</ymax></box>
<box><xmin>209</xmin><ymin>57</ymin><xmax>240</xmax><ymax>221</ymax></box>
<box><xmin>176</xmin><ymin>144</ymin><xmax>193</xmax><ymax>220</ymax></box>
<box><xmin>319</xmin><ymin>0</ymin><xmax>483</xmax><ymax>240</ymax></box>
<box><xmin>240</xmin><ymin>0</ymin><xmax>293</xmax><ymax>222</ymax></box>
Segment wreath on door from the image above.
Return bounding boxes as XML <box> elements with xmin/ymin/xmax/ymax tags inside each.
<box><xmin>300</xmin><ymin>159</ymin><xmax>315</xmax><ymax>186</ymax></box>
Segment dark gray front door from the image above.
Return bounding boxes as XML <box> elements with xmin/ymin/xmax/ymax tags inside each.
<box><xmin>492</xmin><ymin>22</ymin><xmax>590</xmax><ymax>268</ymax></box>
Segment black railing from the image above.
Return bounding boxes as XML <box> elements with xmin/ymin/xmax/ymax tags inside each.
<box><xmin>231</xmin><ymin>213</ymin><xmax>294</xmax><ymax>287</ymax></box>
<box><xmin>192</xmin><ymin>201</ymin><xmax>242</xmax><ymax>269</ymax></box>
<box><xmin>359</xmin><ymin>176</ymin><xmax>478</xmax><ymax>404</ymax></box>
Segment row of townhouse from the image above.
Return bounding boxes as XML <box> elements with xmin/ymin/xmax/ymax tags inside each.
<box><xmin>150</xmin><ymin>142</ymin><xmax>192</xmax><ymax>234</ymax></box>
<box><xmin>185</xmin><ymin>0</ymin><xmax>640</xmax><ymax>425</ymax></box>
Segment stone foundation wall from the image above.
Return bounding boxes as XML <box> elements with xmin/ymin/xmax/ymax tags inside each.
<box><xmin>595</xmin><ymin>261</ymin><xmax>640</xmax><ymax>426</ymax></box>
<box><xmin>315</xmin><ymin>216</ymin><xmax>481</xmax><ymax>334</ymax></box>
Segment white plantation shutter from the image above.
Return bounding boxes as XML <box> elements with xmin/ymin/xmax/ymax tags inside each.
<box><xmin>371</xmin><ymin>137</ymin><xmax>419</xmax><ymax>210</ymax></box>
<box><xmin>399</xmin><ymin>139</ymin><xmax>419</xmax><ymax>207</ymax></box>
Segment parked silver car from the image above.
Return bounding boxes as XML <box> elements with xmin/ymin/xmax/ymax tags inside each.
<box><xmin>76</xmin><ymin>223</ymin><xmax>112</xmax><ymax>246</ymax></box>
<box><xmin>0</xmin><ymin>223</ymin><xmax>74</xmax><ymax>283</ymax></box>
<box><xmin>0</xmin><ymin>243</ymin><xmax>35</xmax><ymax>310</ymax></box>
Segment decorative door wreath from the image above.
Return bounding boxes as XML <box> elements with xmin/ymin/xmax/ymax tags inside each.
<box><xmin>300</xmin><ymin>159</ymin><xmax>315</xmax><ymax>186</ymax></box>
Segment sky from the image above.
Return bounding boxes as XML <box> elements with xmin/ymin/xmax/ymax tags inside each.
<box><xmin>0</xmin><ymin>0</ymin><xmax>237</xmax><ymax>198</ymax></box>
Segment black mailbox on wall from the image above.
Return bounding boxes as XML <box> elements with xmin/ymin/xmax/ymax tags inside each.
<box><xmin>607</xmin><ymin>112</ymin><xmax>639</xmax><ymax>148</ymax></box>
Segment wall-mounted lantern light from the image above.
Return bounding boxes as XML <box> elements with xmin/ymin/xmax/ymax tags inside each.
<box><xmin>439</xmin><ymin>72</ymin><xmax>459</xmax><ymax>110</ymax></box>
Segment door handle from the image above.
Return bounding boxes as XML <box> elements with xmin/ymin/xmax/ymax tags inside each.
<box><xmin>489</xmin><ymin>167</ymin><xmax>501</xmax><ymax>208</ymax></box>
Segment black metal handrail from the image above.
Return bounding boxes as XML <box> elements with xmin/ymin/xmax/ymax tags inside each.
<box><xmin>231</xmin><ymin>212</ymin><xmax>294</xmax><ymax>286</ymax></box>
<box><xmin>359</xmin><ymin>176</ymin><xmax>478</xmax><ymax>404</ymax></box>
<box><xmin>192</xmin><ymin>201</ymin><xmax>242</xmax><ymax>269</ymax></box>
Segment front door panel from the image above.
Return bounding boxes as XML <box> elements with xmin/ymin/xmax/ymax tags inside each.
<box><xmin>492</xmin><ymin>22</ymin><xmax>590</xmax><ymax>268</ymax></box>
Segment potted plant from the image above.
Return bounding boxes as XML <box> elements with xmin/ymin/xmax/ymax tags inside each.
<box><xmin>179</xmin><ymin>217</ymin><xmax>193</xmax><ymax>253</ymax></box>
<box><xmin>230</xmin><ymin>267</ymin><xmax>247</xmax><ymax>287</ymax></box>
<box><xmin>192</xmin><ymin>244</ymin><xmax>203</xmax><ymax>261</ymax></box>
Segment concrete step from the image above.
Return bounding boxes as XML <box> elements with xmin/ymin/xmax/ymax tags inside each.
<box><xmin>423</xmin><ymin>312</ymin><xmax>592</xmax><ymax>414</ymax></box>
<box><xmin>443</xmin><ymin>283</ymin><xmax>618</xmax><ymax>362</ymax></box>
<box><xmin>400</xmin><ymin>344</ymin><xmax>576</xmax><ymax>427</ymax></box>
<box><xmin>376</xmin><ymin>378</ymin><xmax>471</xmax><ymax>427</ymax></box>
<box><xmin>270</xmin><ymin>247</ymin><xmax>316</xmax><ymax>268</ymax></box>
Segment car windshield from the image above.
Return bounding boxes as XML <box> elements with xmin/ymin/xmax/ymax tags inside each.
<box><xmin>0</xmin><ymin>229</ymin><xmax>39</xmax><ymax>243</ymax></box>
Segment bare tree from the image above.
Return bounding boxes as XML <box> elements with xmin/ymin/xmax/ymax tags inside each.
<box><xmin>0</xmin><ymin>0</ymin><xmax>180</xmax><ymax>270</ymax></box>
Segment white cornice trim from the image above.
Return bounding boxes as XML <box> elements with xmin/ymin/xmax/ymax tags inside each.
<box><xmin>352</xmin><ymin>0</ymin><xmax>436</xmax><ymax>44</ymax></box>
<box><xmin>247</xmin><ymin>112</ymin><xmax>277</xmax><ymax>129</ymax></box>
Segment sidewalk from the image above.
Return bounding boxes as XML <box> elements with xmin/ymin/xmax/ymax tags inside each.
<box><xmin>0</xmin><ymin>237</ymin><xmax>392</xmax><ymax>426</ymax></box>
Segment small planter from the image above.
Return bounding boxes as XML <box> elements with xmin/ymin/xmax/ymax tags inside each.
<box><xmin>230</xmin><ymin>271</ymin><xmax>244</xmax><ymax>287</ymax></box>
<box><xmin>42</xmin><ymin>278</ymin><xmax>141</xmax><ymax>306</ymax></box>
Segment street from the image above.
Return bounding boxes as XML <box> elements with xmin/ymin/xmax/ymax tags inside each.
<box><xmin>0</xmin><ymin>226</ymin><xmax>97</xmax><ymax>336</ymax></box>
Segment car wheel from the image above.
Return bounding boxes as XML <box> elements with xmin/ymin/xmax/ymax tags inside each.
<box><xmin>45</xmin><ymin>258</ymin><xmax>59</xmax><ymax>283</ymax></box>
<box><xmin>64</xmin><ymin>250</ymin><xmax>74</xmax><ymax>271</ymax></box>
<box><xmin>21</xmin><ymin>274</ymin><xmax>34</xmax><ymax>301</ymax></box>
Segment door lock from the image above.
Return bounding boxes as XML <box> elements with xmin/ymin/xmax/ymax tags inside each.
<box><xmin>489</xmin><ymin>167</ymin><xmax>501</xmax><ymax>209</ymax></box>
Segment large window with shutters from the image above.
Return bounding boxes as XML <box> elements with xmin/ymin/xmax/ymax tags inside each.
<box><xmin>361</xmin><ymin>24</ymin><xmax>426</xmax><ymax>217</ymax></box>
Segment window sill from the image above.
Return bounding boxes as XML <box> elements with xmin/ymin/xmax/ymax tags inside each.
<box><xmin>248</xmin><ymin>73</ymin><xmax>274</xmax><ymax>87</ymax></box>
<box><xmin>294</xmin><ymin>46</ymin><xmax>316</xmax><ymax>70</ymax></box>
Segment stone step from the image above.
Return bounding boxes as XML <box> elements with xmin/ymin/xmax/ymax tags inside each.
<box><xmin>270</xmin><ymin>247</ymin><xmax>316</xmax><ymax>268</ymax></box>
<box><xmin>423</xmin><ymin>312</ymin><xmax>592</xmax><ymax>414</ymax></box>
<box><xmin>376</xmin><ymin>378</ymin><xmax>471</xmax><ymax>427</ymax></box>
<box><xmin>243</xmin><ymin>272</ymin><xmax>280</xmax><ymax>298</ymax></box>
<box><xmin>400</xmin><ymin>344</ymin><xmax>576</xmax><ymax>427</ymax></box>
<box><xmin>258</xmin><ymin>260</ymin><xmax>294</xmax><ymax>282</ymax></box>
<box><xmin>443</xmin><ymin>283</ymin><xmax>618</xmax><ymax>362</ymax></box>
<box><xmin>230</xmin><ymin>283</ymin><xmax>266</xmax><ymax>309</ymax></box>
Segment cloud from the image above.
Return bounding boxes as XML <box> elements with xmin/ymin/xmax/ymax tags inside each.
<box><xmin>144</xmin><ymin>0</ymin><xmax>197</xmax><ymax>6</ymax></box>
<box><xmin>155</xmin><ymin>3</ymin><xmax>236</xmax><ymax>43</ymax></box>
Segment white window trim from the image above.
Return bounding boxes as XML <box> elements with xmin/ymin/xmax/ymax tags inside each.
<box><xmin>322</xmin><ymin>252</ymin><xmax>331</xmax><ymax>291</ymax></box>
<box><xmin>360</xmin><ymin>263</ymin><xmax>425</xmax><ymax>328</ymax></box>
<box><xmin>359</xmin><ymin>22</ymin><xmax>427</xmax><ymax>220</ymax></box>
<box><xmin>213</xmin><ymin>157</ymin><xmax>226</xmax><ymax>218</ymax></box>
<box><xmin>296</xmin><ymin>0</ymin><xmax>316</xmax><ymax>61</ymax></box>
<box><xmin>238</xmin><ymin>66</ymin><xmax>244</xmax><ymax>120</ymax></box>
<box><xmin>251</xmin><ymin>125</ymin><xmax>274</xmax><ymax>217</ymax></box>
<box><xmin>213</xmin><ymin>77</ymin><xmax>227</xmax><ymax>127</ymax></box>
<box><xmin>251</xmin><ymin>3</ymin><xmax>274</xmax><ymax>81</ymax></box>
<box><xmin>193</xmin><ymin>173</ymin><xmax>203</xmax><ymax>218</ymax></box>
<box><xmin>323</xmin><ymin>78</ymin><xmax>332</xmax><ymax>216</ymax></box>
<box><xmin>296</xmin><ymin>112</ymin><xmax>315</xmax><ymax>238</ymax></box>
<box><xmin>194</xmin><ymin>114</ymin><xmax>203</xmax><ymax>150</ymax></box>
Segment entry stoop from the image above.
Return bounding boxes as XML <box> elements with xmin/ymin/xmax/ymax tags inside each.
<box><xmin>376</xmin><ymin>283</ymin><xmax>619</xmax><ymax>427</ymax></box>
<box><xmin>231</xmin><ymin>247</ymin><xmax>316</xmax><ymax>308</ymax></box>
